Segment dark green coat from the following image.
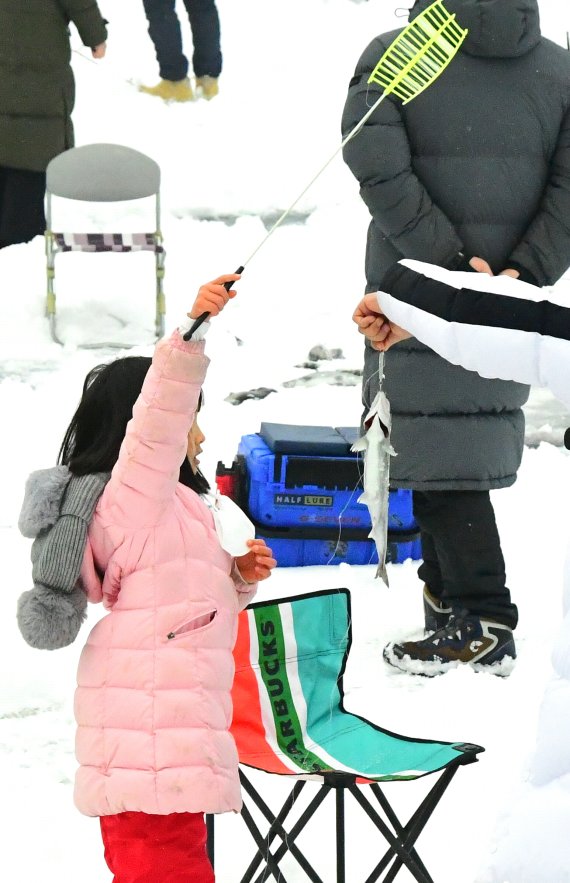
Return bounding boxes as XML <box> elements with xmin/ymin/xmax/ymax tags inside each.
<box><xmin>0</xmin><ymin>0</ymin><xmax>107</xmax><ymax>172</ymax></box>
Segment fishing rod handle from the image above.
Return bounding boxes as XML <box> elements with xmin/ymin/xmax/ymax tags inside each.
<box><xmin>182</xmin><ymin>266</ymin><xmax>244</xmax><ymax>341</ymax></box>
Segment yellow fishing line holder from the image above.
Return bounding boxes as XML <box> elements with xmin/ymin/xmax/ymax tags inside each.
<box><xmin>368</xmin><ymin>0</ymin><xmax>468</xmax><ymax>103</ymax></box>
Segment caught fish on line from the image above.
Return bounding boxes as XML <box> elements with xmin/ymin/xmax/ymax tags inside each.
<box><xmin>351</xmin><ymin>384</ymin><xmax>395</xmax><ymax>585</ymax></box>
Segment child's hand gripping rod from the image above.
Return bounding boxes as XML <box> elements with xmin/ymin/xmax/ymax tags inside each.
<box><xmin>182</xmin><ymin>266</ymin><xmax>244</xmax><ymax>340</ymax></box>
<box><xmin>183</xmin><ymin>1</ymin><xmax>467</xmax><ymax>342</ymax></box>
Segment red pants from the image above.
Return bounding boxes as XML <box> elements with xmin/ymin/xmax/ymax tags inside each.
<box><xmin>100</xmin><ymin>811</ymin><xmax>215</xmax><ymax>882</ymax></box>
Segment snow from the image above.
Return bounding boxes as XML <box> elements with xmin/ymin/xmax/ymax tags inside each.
<box><xmin>2</xmin><ymin>0</ymin><xmax>570</xmax><ymax>880</ymax></box>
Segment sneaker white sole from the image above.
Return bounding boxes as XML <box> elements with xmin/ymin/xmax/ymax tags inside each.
<box><xmin>470</xmin><ymin>655</ymin><xmax>516</xmax><ymax>678</ymax></box>
<box><xmin>383</xmin><ymin>644</ymin><xmax>459</xmax><ymax>677</ymax></box>
<box><xmin>383</xmin><ymin>644</ymin><xmax>517</xmax><ymax>678</ymax></box>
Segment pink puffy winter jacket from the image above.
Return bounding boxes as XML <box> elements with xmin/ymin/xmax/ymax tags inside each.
<box><xmin>74</xmin><ymin>331</ymin><xmax>256</xmax><ymax>817</ymax></box>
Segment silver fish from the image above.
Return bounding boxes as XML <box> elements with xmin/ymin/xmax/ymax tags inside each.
<box><xmin>351</xmin><ymin>386</ymin><xmax>395</xmax><ymax>585</ymax></box>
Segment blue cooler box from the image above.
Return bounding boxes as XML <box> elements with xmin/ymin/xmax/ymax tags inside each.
<box><xmin>249</xmin><ymin>521</ymin><xmax>422</xmax><ymax>568</ymax></box>
<box><xmin>232</xmin><ymin>424</ymin><xmax>421</xmax><ymax>568</ymax></box>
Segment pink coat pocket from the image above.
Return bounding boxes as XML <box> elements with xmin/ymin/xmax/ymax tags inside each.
<box><xmin>165</xmin><ymin>609</ymin><xmax>217</xmax><ymax>641</ymax></box>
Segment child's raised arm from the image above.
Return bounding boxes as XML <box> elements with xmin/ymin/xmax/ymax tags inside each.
<box><xmin>103</xmin><ymin>275</ymin><xmax>239</xmax><ymax>527</ymax></box>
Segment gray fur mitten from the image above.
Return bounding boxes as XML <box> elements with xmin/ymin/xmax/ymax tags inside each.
<box><xmin>17</xmin><ymin>583</ymin><xmax>88</xmax><ymax>650</ymax></box>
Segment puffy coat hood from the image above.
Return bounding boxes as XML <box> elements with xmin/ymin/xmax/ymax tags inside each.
<box><xmin>409</xmin><ymin>0</ymin><xmax>541</xmax><ymax>58</ymax></box>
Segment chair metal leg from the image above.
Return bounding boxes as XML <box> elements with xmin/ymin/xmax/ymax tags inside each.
<box><xmin>367</xmin><ymin>781</ymin><xmax>439</xmax><ymax>883</ymax></box>
<box><xmin>235</xmin><ymin>767</ymin><xmax>463</xmax><ymax>883</ymax></box>
<box><xmin>347</xmin><ymin>784</ymin><xmax>432</xmax><ymax>883</ymax></box>
<box><xmin>336</xmin><ymin>785</ymin><xmax>346</xmax><ymax>883</ymax></box>
<box><xmin>240</xmin><ymin>777</ymin><xmax>305</xmax><ymax>883</ymax></box>
<box><xmin>251</xmin><ymin>785</ymin><xmax>331</xmax><ymax>883</ymax></box>
<box><xmin>155</xmin><ymin>242</ymin><xmax>166</xmax><ymax>339</ymax></box>
<box><xmin>45</xmin><ymin>232</ymin><xmax>64</xmax><ymax>345</ymax></box>
<box><xmin>240</xmin><ymin>800</ymin><xmax>289</xmax><ymax>882</ymax></box>
<box><xmin>351</xmin><ymin>767</ymin><xmax>459</xmax><ymax>883</ymax></box>
<box><xmin>239</xmin><ymin>772</ymin><xmax>324</xmax><ymax>883</ymax></box>
<box><xmin>374</xmin><ymin>766</ymin><xmax>458</xmax><ymax>883</ymax></box>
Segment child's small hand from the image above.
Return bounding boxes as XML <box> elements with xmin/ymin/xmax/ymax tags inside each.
<box><xmin>189</xmin><ymin>274</ymin><xmax>241</xmax><ymax>319</ymax></box>
<box><xmin>235</xmin><ymin>539</ymin><xmax>277</xmax><ymax>583</ymax></box>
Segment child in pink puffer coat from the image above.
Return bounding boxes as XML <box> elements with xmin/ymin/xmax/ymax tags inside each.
<box><xmin>44</xmin><ymin>275</ymin><xmax>275</xmax><ymax>881</ymax></box>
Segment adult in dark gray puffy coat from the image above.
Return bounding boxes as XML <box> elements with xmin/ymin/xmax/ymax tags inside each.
<box><xmin>341</xmin><ymin>0</ymin><xmax>570</xmax><ymax>667</ymax></box>
<box><xmin>0</xmin><ymin>0</ymin><xmax>107</xmax><ymax>248</ymax></box>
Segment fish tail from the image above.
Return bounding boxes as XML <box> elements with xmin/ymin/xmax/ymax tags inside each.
<box><xmin>376</xmin><ymin>561</ymin><xmax>389</xmax><ymax>586</ymax></box>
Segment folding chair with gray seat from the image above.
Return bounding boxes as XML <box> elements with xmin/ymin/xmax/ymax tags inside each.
<box><xmin>207</xmin><ymin>589</ymin><xmax>484</xmax><ymax>883</ymax></box>
<box><xmin>45</xmin><ymin>143</ymin><xmax>165</xmax><ymax>347</ymax></box>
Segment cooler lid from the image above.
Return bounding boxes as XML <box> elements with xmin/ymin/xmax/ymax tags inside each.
<box><xmin>259</xmin><ymin>423</ymin><xmax>354</xmax><ymax>456</ymax></box>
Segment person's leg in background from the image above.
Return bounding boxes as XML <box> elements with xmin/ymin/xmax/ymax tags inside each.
<box><xmin>0</xmin><ymin>166</ymin><xmax>6</xmax><ymax>248</ymax></box>
<box><xmin>139</xmin><ymin>0</ymin><xmax>194</xmax><ymax>101</ymax></box>
<box><xmin>0</xmin><ymin>166</ymin><xmax>47</xmax><ymax>248</ymax></box>
<box><xmin>100</xmin><ymin>810</ymin><xmax>214</xmax><ymax>883</ymax></box>
<box><xmin>413</xmin><ymin>515</ymin><xmax>452</xmax><ymax>633</ymax></box>
<box><xmin>183</xmin><ymin>0</ymin><xmax>222</xmax><ymax>99</ymax></box>
<box><xmin>414</xmin><ymin>490</ymin><xmax>518</xmax><ymax>628</ymax></box>
<box><xmin>384</xmin><ymin>489</ymin><xmax>517</xmax><ymax>675</ymax></box>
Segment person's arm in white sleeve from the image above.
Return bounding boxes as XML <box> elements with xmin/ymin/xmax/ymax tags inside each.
<box><xmin>353</xmin><ymin>259</ymin><xmax>570</xmax><ymax>409</ymax></box>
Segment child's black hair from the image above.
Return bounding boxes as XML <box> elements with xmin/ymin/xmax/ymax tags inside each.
<box><xmin>58</xmin><ymin>356</ymin><xmax>210</xmax><ymax>494</ymax></box>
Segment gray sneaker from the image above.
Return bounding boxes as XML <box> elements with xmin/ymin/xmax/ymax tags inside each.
<box><xmin>384</xmin><ymin>612</ymin><xmax>517</xmax><ymax>677</ymax></box>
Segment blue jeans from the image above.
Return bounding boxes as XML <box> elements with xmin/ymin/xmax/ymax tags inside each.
<box><xmin>142</xmin><ymin>0</ymin><xmax>222</xmax><ymax>81</ymax></box>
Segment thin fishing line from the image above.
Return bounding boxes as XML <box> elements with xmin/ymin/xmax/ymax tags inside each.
<box><xmin>330</xmin><ymin>454</ymin><xmax>366</xmax><ymax>636</ymax></box>
<box><xmin>239</xmin><ymin>89</ymin><xmax>394</xmax><ymax>271</ymax></box>
<box><xmin>362</xmin><ymin>362</ymin><xmax>383</xmax><ymax>402</ymax></box>
<box><xmin>72</xmin><ymin>49</ymin><xmax>98</xmax><ymax>65</ymax></box>
<box><xmin>330</xmin><ymin>348</ymin><xmax>387</xmax><ymax>571</ymax></box>
<box><xmin>324</xmin><ymin>451</ymin><xmax>366</xmax><ymax>566</ymax></box>
<box><xmin>325</xmin><ymin>355</ymin><xmax>383</xmax><ymax>567</ymax></box>
<box><xmin>323</xmin><ymin>451</ymin><xmax>369</xmax><ymax>725</ymax></box>
<box><xmin>72</xmin><ymin>48</ymin><xmax>140</xmax><ymax>90</ymax></box>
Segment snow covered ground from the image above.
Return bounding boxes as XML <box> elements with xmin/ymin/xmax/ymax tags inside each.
<box><xmin>2</xmin><ymin>1</ymin><xmax>570</xmax><ymax>880</ymax></box>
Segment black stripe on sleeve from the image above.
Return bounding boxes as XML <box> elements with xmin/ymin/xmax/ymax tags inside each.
<box><xmin>381</xmin><ymin>264</ymin><xmax>570</xmax><ymax>343</ymax></box>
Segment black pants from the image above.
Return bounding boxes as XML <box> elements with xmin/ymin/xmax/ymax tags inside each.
<box><xmin>0</xmin><ymin>165</ymin><xmax>46</xmax><ymax>248</ymax></box>
<box><xmin>413</xmin><ymin>490</ymin><xmax>518</xmax><ymax>629</ymax></box>
<box><xmin>142</xmin><ymin>0</ymin><xmax>222</xmax><ymax>81</ymax></box>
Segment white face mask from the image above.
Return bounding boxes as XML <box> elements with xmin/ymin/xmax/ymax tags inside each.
<box><xmin>203</xmin><ymin>492</ymin><xmax>255</xmax><ymax>556</ymax></box>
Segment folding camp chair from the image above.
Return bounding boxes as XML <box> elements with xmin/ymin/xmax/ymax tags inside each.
<box><xmin>207</xmin><ymin>589</ymin><xmax>484</xmax><ymax>883</ymax></box>
<box><xmin>45</xmin><ymin>143</ymin><xmax>165</xmax><ymax>347</ymax></box>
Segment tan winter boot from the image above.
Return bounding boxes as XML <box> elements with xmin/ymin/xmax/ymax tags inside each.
<box><xmin>195</xmin><ymin>76</ymin><xmax>219</xmax><ymax>100</ymax></box>
<box><xmin>139</xmin><ymin>78</ymin><xmax>193</xmax><ymax>102</ymax></box>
